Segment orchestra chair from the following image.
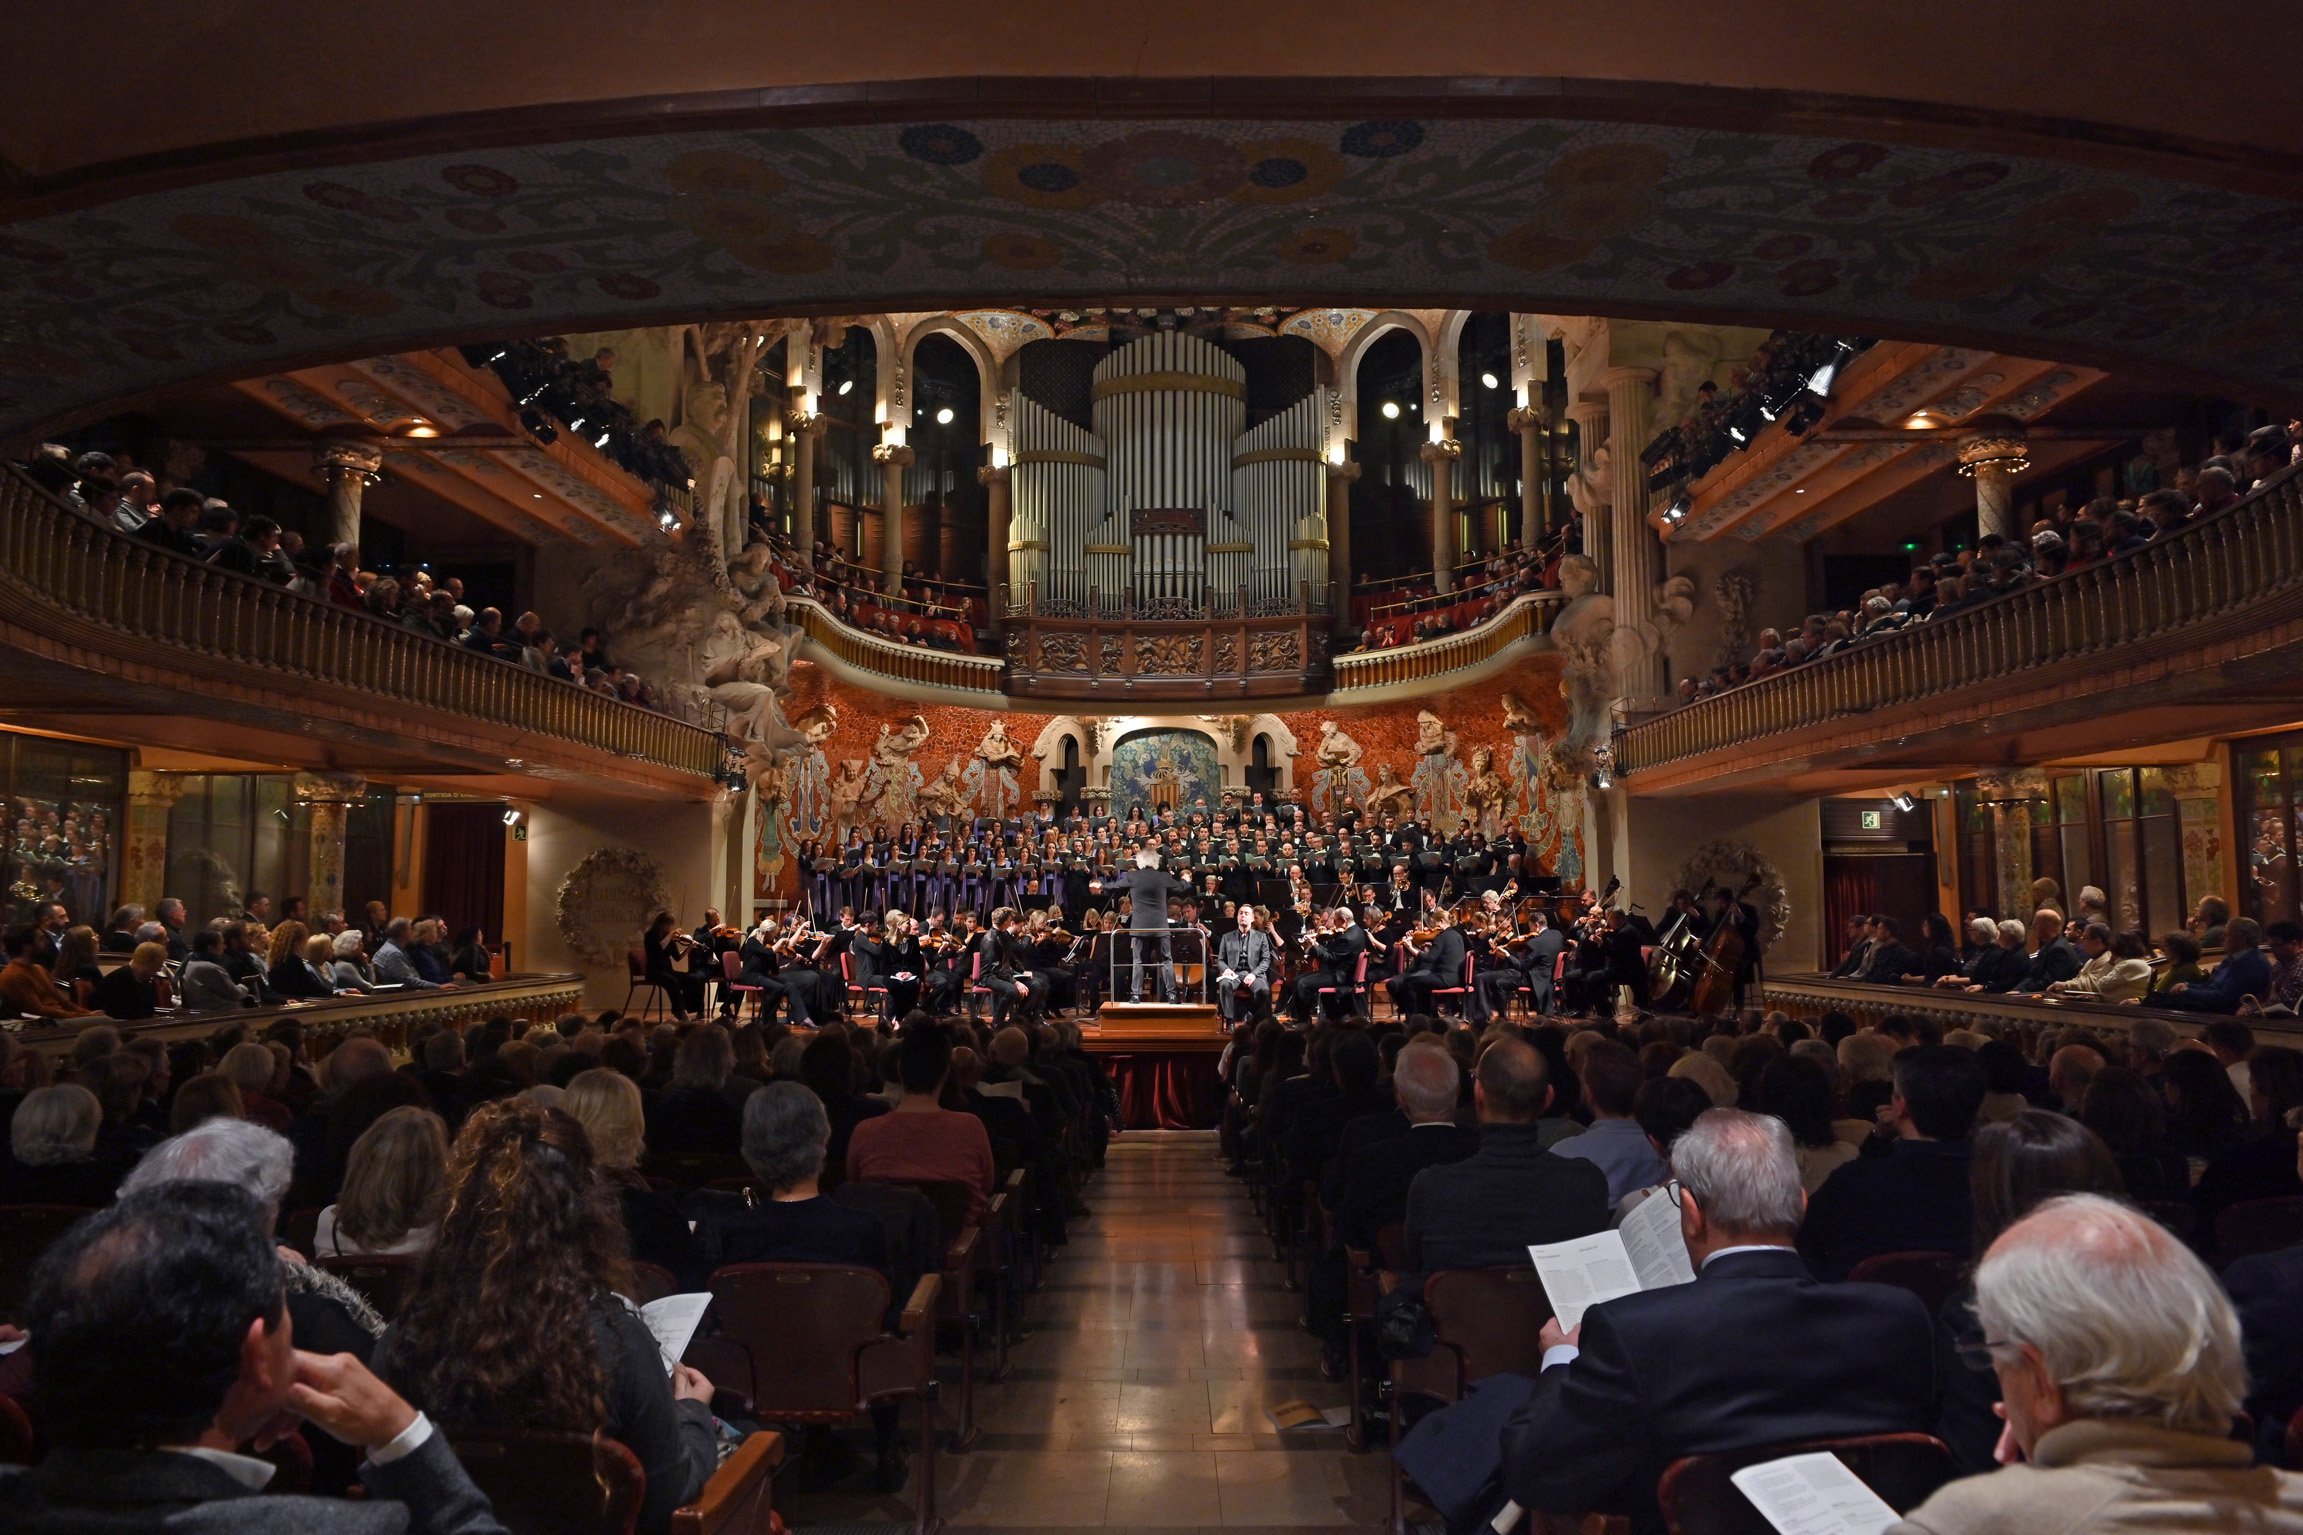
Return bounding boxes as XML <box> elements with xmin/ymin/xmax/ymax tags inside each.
<box><xmin>963</xmin><ymin>952</ymin><xmax>994</xmax><ymax>1022</ymax></box>
<box><xmin>0</xmin><ymin>1204</ymin><xmax>97</xmax><ymax>1322</ymax></box>
<box><xmin>2212</xmin><ymin>1194</ymin><xmax>2303</xmax><ymax>1269</ymax></box>
<box><xmin>1844</xmin><ymin>1250</ymin><xmax>1967</xmax><ymax>1319</ymax></box>
<box><xmin>1654</xmin><ymin>1433</ymin><xmax>1953</xmax><ymax>1535</ymax></box>
<box><xmin>622</xmin><ymin>949</ymin><xmax>670</xmax><ymax>1023</ymax></box>
<box><xmin>1424</xmin><ymin>951</ymin><xmax>1477</xmax><ymax>1021</ymax></box>
<box><xmin>841</xmin><ymin>951</ymin><xmax>889</xmax><ymax>1023</ymax></box>
<box><xmin>314</xmin><ymin>1252</ymin><xmax>423</xmax><ymax>1321</ymax></box>
<box><xmin>448</xmin><ymin>1425</ymin><xmax>785</xmax><ymax>1535</ymax></box>
<box><xmin>1390</xmin><ymin>1267</ymin><xmax>1554</xmax><ymax>1535</ymax></box>
<box><xmin>720</xmin><ymin>951</ymin><xmax>766</xmax><ymax>1022</ymax></box>
<box><xmin>704</xmin><ymin>1264</ymin><xmax>937</xmax><ymax>1535</ymax></box>
<box><xmin>1317</xmin><ymin>952</ymin><xmax>1371</xmax><ymax>1021</ymax></box>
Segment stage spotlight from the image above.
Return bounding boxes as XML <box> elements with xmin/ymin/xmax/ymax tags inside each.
<box><xmin>1891</xmin><ymin>793</ymin><xmax>1916</xmax><ymax>813</ymax></box>
<box><xmin>1480</xmin><ymin>372</ymin><xmax>1499</xmax><ymax>389</ymax></box>
<box><xmin>837</xmin><ymin>379</ymin><xmax>854</xmax><ymax>395</ymax></box>
<box><xmin>1381</xmin><ymin>401</ymin><xmax>1401</xmax><ymax>419</ymax></box>
<box><xmin>569</xmin><ymin>418</ymin><xmax>587</xmax><ymax>432</ymax></box>
<box><xmin>936</xmin><ymin>406</ymin><xmax>954</xmax><ymax>425</ymax></box>
<box><xmin>594</xmin><ymin>430</ymin><xmax>611</xmax><ymax>447</ymax></box>
<box><xmin>1808</xmin><ymin>341</ymin><xmax>1856</xmax><ymax>396</ymax></box>
<box><xmin>486</xmin><ymin>349</ymin><xmax>508</xmax><ymax>363</ymax></box>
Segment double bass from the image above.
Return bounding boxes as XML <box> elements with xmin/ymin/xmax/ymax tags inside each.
<box><xmin>1646</xmin><ymin>889</ymin><xmax>1711</xmax><ymax>1011</ymax></box>
<box><xmin>1688</xmin><ymin>872</ymin><xmax>1766</xmax><ymax>1016</ymax></box>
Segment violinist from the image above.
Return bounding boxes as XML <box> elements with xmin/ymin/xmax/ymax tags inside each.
<box><xmin>1289</xmin><ymin>905</ymin><xmax>1370</xmax><ymax>1024</ymax></box>
<box><xmin>1026</xmin><ymin>909</ymin><xmax>1080</xmax><ymax>1013</ymax></box>
<box><xmin>1388</xmin><ymin>903</ymin><xmax>1467</xmax><ymax>1016</ymax></box>
<box><xmin>871</xmin><ymin>909</ymin><xmax>928</xmax><ymax>1018</ymax></box>
<box><xmin>642</xmin><ymin>909</ymin><xmax>709</xmax><ymax>1021</ymax></box>
<box><xmin>737</xmin><ymin>914</ymin><xmax>812</xmax><ymax>1026</ymax></box>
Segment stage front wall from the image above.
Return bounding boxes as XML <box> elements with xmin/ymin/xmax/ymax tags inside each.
<box><xmin>754</xmin><ymin>654</ymin><xmax>1587</xmax><ymax>906</ymax></box>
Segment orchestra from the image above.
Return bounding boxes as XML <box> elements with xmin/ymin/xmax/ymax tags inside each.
<box><xmin>681</xmin><ymin>797</ymin><xmax>1765</xmax><ymax>1034</ymax></box>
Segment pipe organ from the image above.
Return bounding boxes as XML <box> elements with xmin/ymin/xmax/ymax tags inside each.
<box><xmin>1008</xmin><ymin>333</ymin><xmax>1329</xmax><ymax>616</ymax></box>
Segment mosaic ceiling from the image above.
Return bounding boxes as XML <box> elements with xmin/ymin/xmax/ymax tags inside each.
<box><xmin>4</xmin><ymin>114</ymin><xmax>2301</xmax><ymax>432</ymax></box>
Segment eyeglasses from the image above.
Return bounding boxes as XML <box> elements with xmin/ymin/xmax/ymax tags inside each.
<box><xmin>1658</xmin><ymin>1178</ymin><xmax>1684</xmax><ymax>1208</ymax></box>
<box><xmin>1954</xmin><ymin>1335</ymin><xmax>2025</xmax><ymax>1373</ymax></box>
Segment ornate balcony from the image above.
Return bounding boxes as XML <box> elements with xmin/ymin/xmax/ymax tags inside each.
<box><xmin>1614</xmin><ymin>465</ymin><xmax>2303</xmax><ymax>791</ymax></box>
<box><xmin>787</xmin><ymin>595</ymin><xmax>1006</xmax><ymax>699</ymax></box>
<box><xmin>0</xmin><ymin>468</ymin><xmax>724</xmax><ymax>792</ymax></box>
<box><xmin>998</xmin><ymin>580</ymin><xmax>1333</xmax><ymax>701</ymax></box>
<box><xmin>1330</xmin><ymin>592</ymin><xmax>1566</xmax><ymax>696</ymax></box>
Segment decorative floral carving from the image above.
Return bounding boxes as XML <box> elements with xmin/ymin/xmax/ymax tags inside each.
<box><xmin>1039</xmin><ymin>633</ymin><xmax>1089</xmax><ymax>672</ymax></box>
<box><xmin>1247</xmin><ymin>630</ymin><xmax>1300</xmax><ymax>671</ymax></box>
<box><xmin>1099</xmin><ymin>635</ymin><xmax>1124</xmax><ymax>673</ymax></box>
<box><xmin>1212</xmin><ymin>633</ymin><xmax>1239</xmax><ymax>673</ymax></box>
<box><xmin>555</xmin><ymin>847</ymin><xmax>670</xmax><ymax>967</ymax></box>
<box><xmin>1136</xmin><ymin>633</ymin><xmax>1198</xmax><ymax>674</ymax></box>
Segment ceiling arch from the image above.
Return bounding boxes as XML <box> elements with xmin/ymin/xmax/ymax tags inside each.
<box><xmin>6</xmin><ymin>96</ymin><xmax>2303</xmax><ymax>438</ymax></box>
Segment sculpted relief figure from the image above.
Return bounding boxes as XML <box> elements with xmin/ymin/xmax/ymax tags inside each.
<box><xmin>1364</xmin><ymin>762</ymin><xmax>1417</xmax><ymax>820</ymax></box>
<box><xmin>1315</xmin><ymin>720</ymin><xmax>1364</xmax><ymax>770</ymax></box>
<box><xmin>974</xmin><ymin>718</ymin><xmax>1025</xmax><ymax>771</ymax></box>
<box><xmin>1463</xmin><ymin>746</ymin><xmax>1512</xmax><ymax>837</ymax></box>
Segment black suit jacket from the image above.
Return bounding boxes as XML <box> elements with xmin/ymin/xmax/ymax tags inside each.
<box><xmin>2224</xmin><ymin>1237</ymin><xmax>2303</xmax><ymax>1462</ymax></box>
<box><xmin>1333</xmin><ymin>1121</ymin><xmax>1477</xmax><ymax>1249</ymax></box>
<box><xmin>1499</xmin><ymin>1248</ymin><xmax>1935</xmax><ymax>1533</ymax></box>
<box><xmin>1404</xmin><ymin>1122</ymin><xmax>1610</xmax><ymax>1273</ymax></box>
<box><xmin>1796</xmin><ymin>1138</ymin><xmax>1973</xmax><ymax>1280</ymax></box>
<box><xmin>1406</xmin><ymin>926</ymin><xmax>1468</xmax><ymax>984</ymax></box>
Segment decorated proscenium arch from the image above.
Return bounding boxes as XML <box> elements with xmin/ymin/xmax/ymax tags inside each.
<box><xmin>754</xmin><ymin>652</ymin><xmax>1592</xmax><ymax>903</ymax></box>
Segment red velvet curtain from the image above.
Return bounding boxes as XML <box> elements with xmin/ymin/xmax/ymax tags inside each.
<box><xmin>421</xmin><ymin>803</ymin><xmax>506</xmax><ymax>944</ymax></box>
<box><xmin>1824</xmin><ymin>856</ymin><xmax>1883</xmax><ymax>970</ymax></box>
<box><xmin>1103</xmin><ymin>1051</ymin><xmax>1225</xmax><ymax>1130</ymax></box>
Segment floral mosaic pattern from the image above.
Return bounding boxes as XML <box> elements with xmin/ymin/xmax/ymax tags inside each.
<box><xmin>4</xmin><ymin>114</ymin><xmax>2301</xmax><ymax>430</ymax></box>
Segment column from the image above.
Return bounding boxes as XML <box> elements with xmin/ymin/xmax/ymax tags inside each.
<box><xmin>1602</xmin><ymin>367</ymin><xmax>1663</xmax><ymax>699</ymax></box>
<box><xmin>1959</xmin><ymin>422</ymin><xmax>2030</xmax><ymax>541</ymax></box>
<box><xmin>786</xmin><ymin>405</ymin><xmax>823</xmax><ymax>556</ymax></box>
<box><xmin>312</xmin><ymin>438</ymin><xmax>383</xmax><ymax>553</ymax></box>
<box><xmin>1420</xmin><ymin>440</ymin><xmax>1462</xmax><ymax>594</ymax></box>
<box><xmin>121</xmin><ymin>770</ymin><xmax>186</xmax><ymax>914</ymax></box>
<box><xmin>2162</xmin><ymin>763</ymin><xmax>2227</xmax><ymax>912</ymax></box>
<box><xmin>1325</xmin><ymin>461</ymin><xmax>1360</xmax><ymax>629</ymax></box>
<box><xmin>979</xmin><ymin>464</ymin><xmax>1012</xmax><ymax>618</ymax></box>
<box><xmin>1508</xmin><ymin>405</ymin><xmax>1547</xmax><ymax>550</ymax></box>
<box><xmin>293</xmin><ymin>773</ymin><xmax>366</xmax><ymax>918</ymax></box>
<box><xmin>1565</xmin><ymin>399</ymin><xmax>1610</xmax><ymax>582</ymax></box>
<box><xmin>872</xmin><ymin>442</ymin><xmax>915</xmax><ymax>597</ymax></box>
<box><xmin>1977</xmin><ymin>770</ymin><xmax>2046</xmax><ymax>921</ymax></box>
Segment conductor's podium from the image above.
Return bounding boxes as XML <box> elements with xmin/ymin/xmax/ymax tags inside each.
<box><xmin>1083</xmin><ymin>1003</ymin><xmax>1227</xmax><ymax>1130</ymax></box>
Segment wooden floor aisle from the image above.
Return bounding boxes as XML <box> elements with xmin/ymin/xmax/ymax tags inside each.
<box><xmin>796</xmin><ymin>1130</ymin><xmax>1386</xmax><ymax>1531</ymax></box>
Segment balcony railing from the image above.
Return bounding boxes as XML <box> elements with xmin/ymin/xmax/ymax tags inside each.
<box><xmin>0</xmin><ymin>467</ymin><xmax>724</xmax><ymax>781</ymax></box>
<box><xmin>1614</xmin><ymin>463</ymin><xmax>2303</xmax><ymax>778</ymax></box>
<box><xmin>787</xmin><ymin>596</ymin><xmax>1005</xmax><ymax>696</ymax></box>
<box><xmin>1331</xmin><ymin>592</ymin><xmax>1565</xmax><ymax>694</ymax></box>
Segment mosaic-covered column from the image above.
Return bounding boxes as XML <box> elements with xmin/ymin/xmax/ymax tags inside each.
<box><xmin>294</xmin><ymin>773</ymin><xmax>366</xmax><ymax>919</ymax></box>
<box><xmin>2162</xmin><ymin>762</ymin><xmax>2228</xmax><ymax>916</ymax></box>
<box><xmin>1977</xmin><ymin>769</ymin><xmax>2048</xmax><ymax>920</ymax></box>
<box><xmin>312</xmin><ymin>437</ymin><xmax>383</xmax><ymax>553</ymax></box>
<box><xmin>1509</xmin><ymin>404</ymin><xmax>1548</xmax><ymax>551</ymax></box>
<box><xmin>1958</xmin><ymin>417</ymin><xmax>2030</xmax><ymax>542</ymax></box>
<box><xmin>121</xmin><ymin>770</ymin><xmax>186</xmax><ymax>914</ymax></box>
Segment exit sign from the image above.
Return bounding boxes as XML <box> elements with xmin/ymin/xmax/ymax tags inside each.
<box><xmin>1860</xmin><ymin>810</ymin><xmax>1883</xmax><ymax>830</ymax></box>
<box><xmin>512</xmin><ymin>823</ymin><xmax>527</xmax><ymax>841</ymax></box>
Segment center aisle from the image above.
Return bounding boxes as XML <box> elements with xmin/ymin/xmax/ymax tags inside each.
<box><xmin>819</xmin><ymin>1130</ymin><xmax>1387</xmax><ymax>1530</ymax></box>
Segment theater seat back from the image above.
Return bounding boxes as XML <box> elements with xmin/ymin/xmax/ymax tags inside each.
<box><xmin>448</xmin><ymin>1429</ymin><xmax>646</xmax><ymax>1535</ymax></box>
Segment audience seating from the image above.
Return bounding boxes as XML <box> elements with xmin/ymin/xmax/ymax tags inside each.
<box><xmin>0</xmin><ymin>1205</ymin><xmax>97</xmax><ymax>1322</ymax></box>
<box><xmin>628</xmin><ymin>1260</ymin><xmax>682</xmax><ymax>1306</ymax></box>
<box><xmin>0</xmin><ymin>1394</ymin><xmax>35</xmax><ymax>1467</ymax></box>
<box><xmin>645</xmin><ymin>1150</ymin><xmax>755</xmax><ymax>1190</ymax></box>
<box><xmin>1654</xmin><ymin>1433</ymin><xmax>1955</xmax><ymax>1535</ymax></box>
<box><xmin>700</xmin><ymin>1264</ymin><xmax>941</xmax><ymax>1535</ymax></box>
<box><xmin>1342</xmin><ymin>1223</ymin><xmax>1409</xmax><ymax>1451</ymax></box>
<box><xmin>313</xmin><ymin>1252</ymin><xmax>423</xmax><ymax>1321</ymax></box>
<box><xmin>1845</xmin><ymin>1250</ymin><xmax>1967</xmax><ymax>1319</ymax></box>
<box><xmin>885</xmin><ymin>1176</ymin><xmax>1014</xmax><ymax>1384</ymax></box>
<box><xmin>1390</xmin><ymin>1267</ymin><xmax>1555</xmax><ymax>1535</ymax></box>
<box><xmin>2211</xmin><ymin>1194</ymin><xmax>2303</xmax><ymax>1269</ymax></box>
<box><xmin>448</xmin><ymin>1425</ymin><xmax>783</xmax><ymax>1535</ymax></box>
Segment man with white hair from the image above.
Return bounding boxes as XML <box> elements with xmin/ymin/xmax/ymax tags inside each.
<box><xmin>1891</xmin><ymin>1194</ymin><xmax>2303</xmax><ymax>1533</ymax></box>
<box><xmin>1289</xmin><ymin>906</ymin><xmax>1373</xmax><ymax>1023</ymax></box>
<box><xmin>1489</xmin><ymin>1108</ymin><xmax>1934</xmax><ymax>1533</ymax></box>
<box><xmin>1090</xmin><ymin>846</ymin><xmax>1194</xmax><ymax>1002</ymax></box>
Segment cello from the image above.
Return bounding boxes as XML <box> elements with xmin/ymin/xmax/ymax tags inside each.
<box><xmin>1687</xmin><ymin>873</ymin><xmax>1765</xmax><ymax>1016</ymax></box>
<box><xmin>1646</xmin><ymin>887</ymin><xmax>1712</xmax><ymax>1011</ymax></box>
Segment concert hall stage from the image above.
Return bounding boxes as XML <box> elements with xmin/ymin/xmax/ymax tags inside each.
<box><xmin>1080</xmin><ymin>1003</ymin><xmax>1229</xmax><ymax>1130</ymax></box>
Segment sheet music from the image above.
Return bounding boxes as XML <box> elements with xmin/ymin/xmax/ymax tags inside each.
<box><xmin>1726</xmin><ymin>1452</ymin><xmax>1901</xmax><ymax>1535</ymax></box>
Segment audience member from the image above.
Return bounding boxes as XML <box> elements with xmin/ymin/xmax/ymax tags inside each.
<box><xmin>1799</xmin><ymin>1045</ymin><xmax>1987</xmax><ymax>1279</ymax></box>
<box><xmin>844</xmin><ymin>1027</ymin><xmax>995</xmax><ymax>1214</ymax></box>
<box><xmin>1402</xmin><ymin>1037</ymin><xmax>1609</xmax><ymax>1273</ymax></box>
<box><xmin>314</xmin><ymin>1106</ymin><xmax>448</xmax><ymax>1258</ymax></box>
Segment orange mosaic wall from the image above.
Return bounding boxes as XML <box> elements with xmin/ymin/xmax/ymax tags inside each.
<box><xmin>757</xmin><ymin>654</ymin><xmax>1585</xmax><ymax>900</ymax></box>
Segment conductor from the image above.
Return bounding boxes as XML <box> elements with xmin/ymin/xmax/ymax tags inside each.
<box><xmin>1092</xmin><ymin>846</ymin><xmax>1196</xmax><ymax>1001</ymax></box>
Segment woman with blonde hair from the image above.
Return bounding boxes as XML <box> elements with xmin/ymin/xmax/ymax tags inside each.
<box><xmin>88</xmin><ymin>942</ymin><xmax>166</xmax><ymax>1020</ymax></box>
<box><xmin>168</xmin><ymin>1070</ymin><xmax>245</xmax><ymax>1134</ymax></box>
<box><xmin>0</xmin><ymin>1083</ymin><xmax>120</xmax><ymax>1205</ymax></box>
<box><xmin>565</xmin><ymin>1066</ymin><xmax>703</xmax><ymax>1285</ymax></box>
<box><xmin>315</xmin><ymin>1104</ymin><xmax>448</xmax><ymax>1256</ymax></box>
